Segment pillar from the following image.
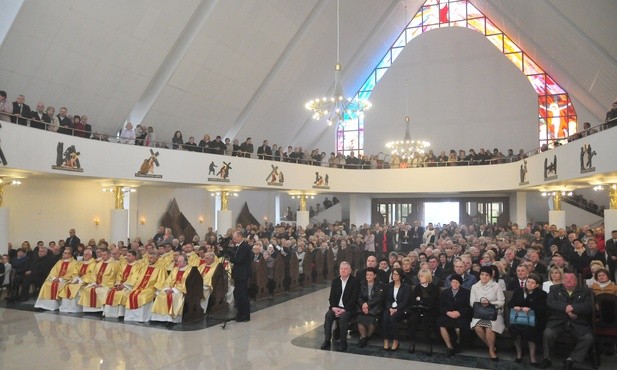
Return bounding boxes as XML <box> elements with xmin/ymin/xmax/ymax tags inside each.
<box><xmin>510</xmin><ymin>191</ymin><xmax>527</xmax><ymax>226</ymax></box>
<box><xmin>110</xmin><ymin>209</ymin><xmax>129</xmax><ymax>245</ymax></box>
<box><xmin>548</xmin><ymin>210</ymin><xmax>566</xmax><ymax>229</ymax></box>
<box><xmin>605</xmin><ymin>209</ymin><xmax>617</xmax><ymax>241</ymax></box>
<box><xmin>296</xmin><ymin>210</ymin><xmax>310</xmax><ymax>228</ymax></box>
<box><xmin>0</xmin><ymin>207</ymin><xmax>8</xmax><ymax>255</ymax></box>
<box><xmin>217</xmin><ymin>210</ymin><xmax>232</xmax><ymax>235</ymax></box>
<box><xmin>349</xmin><ymin>193</ymin><xmax>371</xmax><ymax>226</ymax></box>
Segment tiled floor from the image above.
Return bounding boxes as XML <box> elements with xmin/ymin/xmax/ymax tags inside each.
<box><xmin>0</xmin><ymin>288</ymin><xmax>613</xmax><ymax>369</ymax></box>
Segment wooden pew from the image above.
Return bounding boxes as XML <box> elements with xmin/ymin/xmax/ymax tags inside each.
<box><xmin>273</xmin><ymin>254</ymin><xmax>285</xmax><ymax>295</ymax></box>
<box><xmin>302</xmin><ymin>251</ymin><xmax>312</xmax><ymax>286</ymax></box>
<box><xmin>182</xmin><ymin>266</ymin><xmax>204</xmax><ymax>322</ymax></box>
<box><xmin>324</xmin><ymin>249</ymin><xmax>335</xmax><ymax>281</ymax></box>
<box><xmin>209</xmin><ymin>263</ymin><xmax>229</xmax><ymax>313</ymax></box>
<box><xmin>249</xmin><ymin>259</ymin><xmax>268</xmax><ymax>301</ymax></box>
<box><xmin>313</xmin><ymin>250</ymin><xmax>323</xmax><ymax>284</ymax></box>
<box><xmin>288</xmin><ymin>253</ymin><xmax>299</xmax><ymax>290</ymax></box>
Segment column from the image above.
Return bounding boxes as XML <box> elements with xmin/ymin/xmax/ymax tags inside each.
<box><xmin>296</xmin><ymin>195</ymin><xmax>309</xmax><ymax>228</ymax></box>
<box><xmin>605</xmin><ymin>185</ymin><xmax>617</xmax><ymax>241</ymax></box>
<box><xmin>548</xmin><ymin>211</ymin><xmax>566</xmax><ymax>229</ymax></box>
<box><xmin>349</xmin><ymin>194</ymin><xmax>371</xmax><ymax>226</ymax></box>
<box><xmin>0</xmin><ymin>207</ymin><xmax>8</xmax><ymax>255</ymax></box>
<box><xmin>510</xmin><ymin>191</ymin><xmax>527</xmax><ymax>226</ymax></box>
<box><xmin>216</xmin><ymin>191</ymin><xmax>233</xmax><ymax>235</ymax></box>
<box><xmin>109</xmin><ymin>186</ymin><xmax>128</xmax><ymax>244</ymax></box>
<box><xmin>110</xmin><ymin>209</ymin><xmax>129</xmax><ymax>245</ymax></box>
<box><xmin>273</xmin><ymin>193</ymin><xmax>281</xmax><ymax>225</ymax></box>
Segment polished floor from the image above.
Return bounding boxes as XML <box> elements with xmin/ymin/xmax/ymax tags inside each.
<box><xmin>0</xmin><ymin>288</ymin><xmax>612</xmax><ymax>369</ymax></box>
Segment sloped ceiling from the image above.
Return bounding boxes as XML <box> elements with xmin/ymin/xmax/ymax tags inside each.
<box><xmin>0</xmin><ymin>0</ymin><xmax>615</xmax><ymax>152</ymax></box>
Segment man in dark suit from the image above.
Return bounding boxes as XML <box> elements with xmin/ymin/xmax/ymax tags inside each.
<box><xmin>56</xmin><ymin>107</ymin><xmax>72</xmax><ymax>135</ymax></box>
<box><xmin>65</xmin><ymin>228</ymin><xmax>81</xmax><ymax>253</ymax></box>
<box><xmin>29</xmin><ymin>101</ymin><xmax>49</xmax><ymax>129</ymax></box>
<box><xmin>398</xmin><ymin>223</ymin><xmax>411</xmax><ymax>253</ymax></box>
<box><xmin>11</xmin><ymin>94</ymin><xmax>31</xmax><ymax>126</ymax></box>
<box><xmin>321</xmin><ymin>261</ymin><xmax>359</xmax><ymax>352</ymax></box>
<box><xmin>605</xmin><ymin>230</ymin><xmax>617</xmax><ymax>281</ymax></box>
<box><xmin>429</xmin><ymin>256</ymin><xmax>449</xmax><ymax>284</ymax></box>
<box><xmin>410</xmin><ymin>220</ymin><xmax>424</xmax><ymax>250</ymax></box>
<box><xmin>541</xmin><ymin>272</ymin><xmax>593</xmax><ymax>370</ymax></box>
<box><xmin>256</xmin><ymin>140</ymin><xmax>272</xmax><ymax>160</ymax></box>
<box><xmin>231</xmin><ymin>231</ymin><xmax>252</xmax><ymax>322</ymax></box>
<box><xmin>506</xmin><ymin>264</ymin><xmax>529</xmax><ymax>291</ymax></box>
<box><xmin>356</xmin><ymin>255</ymin><xmax>387</xmax><ymax>284</ymax></box>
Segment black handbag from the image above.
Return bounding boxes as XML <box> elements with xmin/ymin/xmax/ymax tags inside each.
<box><xmin>473</xmin><ymin>298</ymin><xmax>498</xmax><ymax>321</ymax></box>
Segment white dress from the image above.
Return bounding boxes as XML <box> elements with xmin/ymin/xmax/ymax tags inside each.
<box><xmin>469</xmin><ymin>280</ymin><xmax>505</xmax><ymax>334</ymax></box>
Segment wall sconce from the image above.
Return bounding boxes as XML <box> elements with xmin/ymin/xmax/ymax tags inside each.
<box><xmin>94</xmin><ymin>217</ymin><xmax>100</xmax><ymax>226</ymax></box>
<box><xmin>198</xmin><ymin>216</ymin><xmax>204</xmax><ymax>224</ymax></box>
<box><xmin>139</xmin><ymin>216</ymin><xmax>146</xmax><ymax>225</ymax></box>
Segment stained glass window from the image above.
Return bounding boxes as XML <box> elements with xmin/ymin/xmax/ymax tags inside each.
<box><xmin>337</xmin><ymin>0</ymin><xmax>577</xmax><ymax>154</ymax></box>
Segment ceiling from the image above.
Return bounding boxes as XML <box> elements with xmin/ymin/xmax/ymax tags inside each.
<box><xmin>0</xmin><ymin>0</ymin><xmax>616</xmax><ymax>152</ymax></box>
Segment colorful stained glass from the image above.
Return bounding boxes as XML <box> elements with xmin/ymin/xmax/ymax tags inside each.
<box><xmin>487</xmin><ymin>34</ymin><xmax>504</xmax><ymax>51</ymax></box>
<box><xmin>467</xmin><ymin>17</ymin><xmax>485</xmax><ymax>34</ymax></box>
<box><xmin>503</xmin><ymin>36</ymin><xmax>521</xmax><ymax>53</ymax></box>
<box><xmin>339</xmin><ymin>0</ymin><xmax>577</xmax><ymax>155</ymax></box>
<box><xmin>505</xmin><ymin>52</ymin><xmax>523</xmax><ymax>72</ymax></box>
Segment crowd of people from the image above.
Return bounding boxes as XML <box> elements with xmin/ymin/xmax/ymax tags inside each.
<box><xmin>2</xmin><ymin>90</ymin><xmax>615</xmax><ymax>172</ymax></box>
<box><xmin>312</xmin><ymin>220</ymin><xmax>616</xmax><ymax>369</ymax></box>
<box><xmin>2</xmin><ymin>219</ymin><xmax>617</xmax><ymax>367</ymax></box>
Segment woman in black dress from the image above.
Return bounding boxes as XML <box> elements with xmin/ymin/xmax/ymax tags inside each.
<box><xmin>382</xmin><ymin>267</ymin><xmax>410</xmax><ymax>351</ymax></box>
<box><xmin>356</xmin><ymin>267</ymin><xmax>386</xmax><ymax>348</ymax></box>
<box><xmin>437</xmin><ymin>274</ymin><xmax>472</xmax><ymax>356</ymax></box>
<box><xmin>407</xmin><ymin>269</ymin><xmax>440</xmax><ymax>355</ymax></box>
<box><xmin>508</xmin><ymin>273</ymin><xmax>547</xmax><ymax>366</ymax></box>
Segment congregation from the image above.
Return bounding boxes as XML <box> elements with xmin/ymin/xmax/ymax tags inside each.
<box><xmin>2</xmin><ymin>219</ymin><xmax>617</xmax><ymax>368</ymax></box>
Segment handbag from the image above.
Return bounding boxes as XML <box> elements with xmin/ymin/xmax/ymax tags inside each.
<box><xmin>473</xmin><ymin>298</ymin><xmax>498</xmax><ymax>321</ymax></box>
<box><xmin>509</xmin><ymin>309</ymin><xmax>536</xmax><ymax>327</ymax></box>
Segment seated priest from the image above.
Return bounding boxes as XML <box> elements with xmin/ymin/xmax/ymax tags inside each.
<box><xmin>78</xmin><ymin>248</ymin><xmax>120</xmax><ymax>312</ymax></box>
<box><xmin>151</xmin><ymin>254</ymin><xmax>191</xmax><ymax>323</ymax></box>
<box><xmin>103</xmin><ymin>250</ymin><xmax>144</xmax><ymax>318</ymax></box>
<box><xmin>198</xmin><ymin>251</ymin><xmax>219</xmax><ymax>313</ymax></box>
<box><xmin>34</xmin><ymin>248</ymin><xmax>78</xmax><ymax>311</ymax></box>
<box><xmin>159</xmin><ymin>244</ymin><xmax>175</xmax><ymax>271</ymax></box>
<box><xmin>183</xmin><ymin>243</ymin><xmax>201</xmax><ymax>267</ymax></box>
<box><xmin>124</xmin><ymin>251</ymin><xmax>168</xmax><ymax>322</ymax></box>
<box><xmin>58</xmin><ymin>249</ymin><xmax>96</xmax><ymax>312</ymax></box>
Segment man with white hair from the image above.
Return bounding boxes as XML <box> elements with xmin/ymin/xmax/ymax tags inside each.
<box><xmin>321</xmin><ymin>261</ymin><xmax>359</xmax><ymax>352</ymax></box>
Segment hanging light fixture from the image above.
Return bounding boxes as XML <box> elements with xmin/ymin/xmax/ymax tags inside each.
<box><xmin>304</xmin><ymin>0</ymin><xmax>371</xmax><ymax>126</ymax></box>
<box><xmin>386</xmin><ymin>116</ymin><xmax>430</xmax><ymax>159</ymax></box>
<box><xmin>385</xmin><ymin>2</ymin><xmax>429</xmax><ymax>160</ymax></box>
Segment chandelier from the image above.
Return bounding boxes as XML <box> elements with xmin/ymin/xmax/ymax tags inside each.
<box><xmin>304</xmin><ymin>0</ymin><xmax>371</xmax><ymax>126</ymax></box>
<box><xmin>385</xmin><ymin>116</ymin><xmax>430</xmax><ymax>159</ymax></box>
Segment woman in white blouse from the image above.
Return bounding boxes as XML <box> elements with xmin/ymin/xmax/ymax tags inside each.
<box><xmin>470</xmin><ymin>265</ymin><xmax>505</xmax><ymax>361</ymax></box>
<box><xmin>542</xmin><ymin>266</ymin><xmax>563</xmax><ymax>293</ymax></box>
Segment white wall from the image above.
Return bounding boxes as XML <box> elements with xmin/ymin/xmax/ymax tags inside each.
<box><xmin>362</xmin><ymin>27</ymin><xmax>538</xmax><ymax>156</ymax></box>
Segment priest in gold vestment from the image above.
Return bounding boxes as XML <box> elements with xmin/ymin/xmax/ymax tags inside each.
<box><xmin>124</xmin><ymin>252</ymin><xmax>168</xmax><ymax>322</ymax></box>
<box><xmin>151</xmin><ymin>254</ymin><xmax>190</xmax><ymax>322</ymax></box>
<box><xmin>78</xmin><ymin>248</ymin><xmax>119</xmax><ymax>312</ymax></box>
<box><xmin>34</xmin><ymin>249</ymin><xmax>78</xmax><ymax>311</ymax></box>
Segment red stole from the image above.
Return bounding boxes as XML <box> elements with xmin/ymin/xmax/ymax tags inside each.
<box><xmin>121</xmin><ymin>264</ymin><xmax>133</xmax><ymax>283</ymax></box>
<box><xmin>201</xmin><ymin>265</ymin><xmax>211</xmax><ymax>277</ymax></box>
<box><xmin>79</xmin><ymin>262</ymin><xmax>90</xmax><ymax>276</ymax></box>
<box><xmin>90</xmin><ymin>262</ymin><xmax>108</xmax><ymax>307</ymax></box>
<box><xmin>167</xmin><ymin>269</ymin><xmax>186</xmax><ymax>311</ymax></box>
<box><xmin>50</xmin><ymin>261</ymin><xmax>70</xmax><ymax>299</ymax></box>
<box><xmin>128</xmin><ymin>266</ymin><xmax>155</xmax><ymax>309</ymax></box>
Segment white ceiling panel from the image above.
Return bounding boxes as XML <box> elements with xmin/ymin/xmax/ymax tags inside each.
<box><xmin>0</xmin><ymin>0</ymin><xmax>614</xmax><ymax>155</ymax></box>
